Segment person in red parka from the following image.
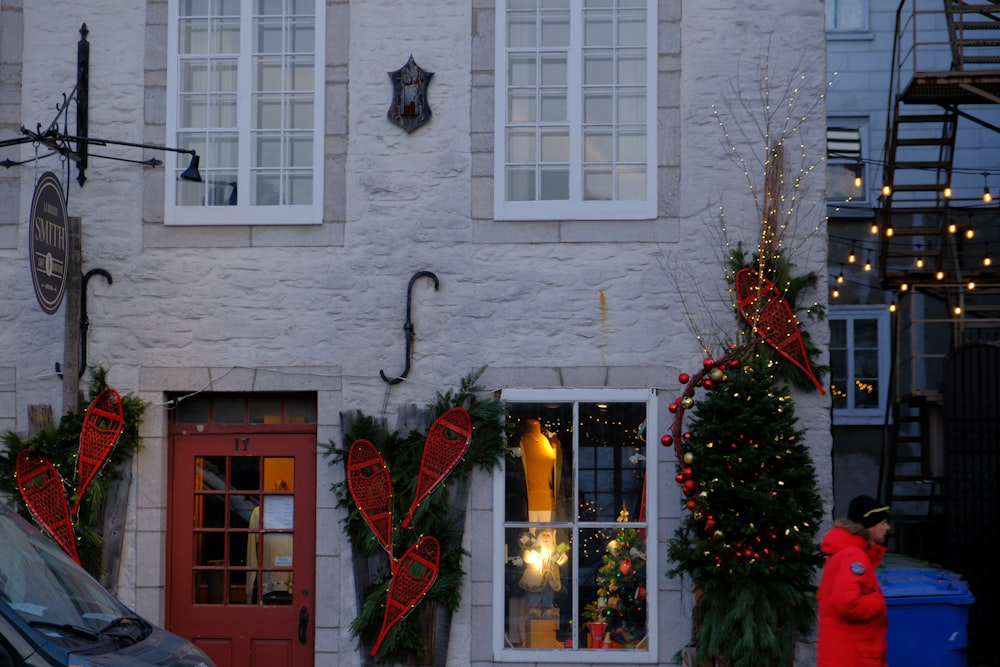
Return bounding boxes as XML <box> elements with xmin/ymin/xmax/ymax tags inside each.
<box><xmin>817</xmin><ymin>495</ymin><xmax>891</xmax><ymax>667</ymax></box>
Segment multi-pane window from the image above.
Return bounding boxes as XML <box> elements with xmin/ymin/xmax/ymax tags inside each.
<box><xmin>165</xmin><ymin>0</ymin><xmax>325</xmax><ymax>225</ymax></box>
<box><xmin>830</xmin><ymin>306</ymin><xmax>890</xmax><ymax>424</ymax></box>
<box><xmin>827</xmin><ymin>124</ymin><xmax>867</xmax><ymax>203</ymax></box>
<box><xmin>494</xmin><ymin>0</ymin><xmax>657</xmax><ymax>221</ymax></box>
<box><xmin>496</xmin><ymin>390</ymin><xmax>657</xmax><ymax>662</ymax></box>
<box><xmin>826</xmin><ymin>0</ymin><xmax>868</xmax><ymax>32</ymax></box>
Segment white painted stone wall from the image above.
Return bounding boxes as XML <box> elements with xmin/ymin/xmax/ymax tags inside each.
<box><xmin>0</xmin><ymin>1</ymin><xmax>831</xmax><ymax>665</ymax></box>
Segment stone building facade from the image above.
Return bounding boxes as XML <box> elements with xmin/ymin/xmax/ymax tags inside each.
<box><xmin>0</xmin><ymin>1</ymin><xmax>831</xmax><ymax>665</ymax></box>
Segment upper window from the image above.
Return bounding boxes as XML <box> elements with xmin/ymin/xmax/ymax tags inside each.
<box><xmin>830</xmin><ymin>306</ymin><xmax>890</xmax><ymax>424</ymax></box>
<box><xmin>494</xmin><ymin>0</ymin><xmax>657</xmax><ymax>221</ymax></box>
<box><xmin>826</xmin><ymin>0</ymin><xmax>868</xmax><ymax>32</ymax></box>
<box><xmin>494</xmin><ymin>389</ymin><xmax>657</xmax><ymax>662</ymax></box>
<box><xmin>165</xmin><ymin>0</ymin><xmax>325</xmax><ymax>225</ymax></box>
<box><xmin>827</xmin><ymin>123</ymin><xmax>868</xmax><ymax>204</ymax></box>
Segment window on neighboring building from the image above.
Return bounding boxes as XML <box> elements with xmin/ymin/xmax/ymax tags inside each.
<box><xmin>495</xmin><ymin>389</ymin><xmax>657</xmax><ymax>662</ymax></box>
<box><xmin>830</xmin><ymin>306</ymin><xmax>890</xmax><ymax>424</ymax></box>
<box><xmin>165</xmin><ymin>0</ymin><xmax>325</xmax><ymax>225</ymax></box>
<box><xmin>827</xmin><ymin>123</ymin><xmax>867</xmax><ymax>203</ymax></box>
<box><xmin>494</xmin><ymin>0</ymin><xmax>657</xmax><ymax>221</ymax></box>
<box><xmin>826</xmin><ymin>0</ymin><xmax>868</xmax><ymax>32</ymax></box>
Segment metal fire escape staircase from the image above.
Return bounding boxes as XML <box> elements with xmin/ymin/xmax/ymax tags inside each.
<box><xmin>879</xmin><ymin>1</ymin><xmax>1000</xmax><ymax>549</ymax></box>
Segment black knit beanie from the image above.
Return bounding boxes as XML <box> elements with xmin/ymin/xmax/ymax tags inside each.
<box><xmin>848</xmin><ymin>495</ymin><xmax>890</xmax><ymax>528</ymax></box>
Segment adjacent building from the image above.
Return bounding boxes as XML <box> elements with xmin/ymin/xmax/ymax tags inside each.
<box><xmin>826</xmin><ymin>1</ymin><xmax>1000</xmax><ymax>662</ymax></box>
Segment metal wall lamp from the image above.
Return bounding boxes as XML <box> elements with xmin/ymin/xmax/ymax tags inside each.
<box><xmin>16</xmin><ymin>127</ymin><xmax>202</xmax><ymax>182</ymax></box>
<box><xmin>0</xmin><ymin>23</ymin><xmax>201</xmax><ymax>186</ymax></box>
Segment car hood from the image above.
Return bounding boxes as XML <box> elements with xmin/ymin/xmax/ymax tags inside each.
<box><xmin>69</xmin><ymin>626</ymin><xmax>214</xmax><ymax>667</ymax></box>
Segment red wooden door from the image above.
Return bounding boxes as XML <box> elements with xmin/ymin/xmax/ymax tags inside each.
<box><xmin>167</xmin><ymin>432</ymin><xmax>316</xmax><ymax>667</ymax></box>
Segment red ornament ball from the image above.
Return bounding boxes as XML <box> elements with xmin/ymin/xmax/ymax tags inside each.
<box><xmin>668</xmin><ymin>402</ymin><xmax>678</xmax><ymax>414</ymax></box>
<box><xmin>675</xmin><ymin>473</ymin><xmax>685</xmax><ymax>484</ymax></box>
<box><xmin>678</xmin><ymin>372</ymin><xmax>690</xmax><ymax>384</ymax></box>
<box><xmin>685</xmin><ymin>498</ymin><xmax>697</xmax><ymax>510</ymax></box>
<box><xmin>660</xmin><ymin>434</ymin><xmax>673</xmax><ymax>447</ymax></box>
<box><xmin>703</xmin><ymin>357</ymin><xmax>715</xmax><ymax>368</ymax></box>
<box><xmin>619</xmin><ymin>559</ymin><xmax>632</xmax><ymax>576</ymax></box>
<box><xmin>681</xmin><ymin>467</ymin><xmax>693</xmax><ymax>479</ymax></box>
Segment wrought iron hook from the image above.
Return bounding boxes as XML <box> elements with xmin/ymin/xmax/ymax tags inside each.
<box><xmin>380</xmin><ymin>270</ymin><xmax>440</xmax><ymax>384</ymax></box>
<box><xmin>56</xmin><ymin>267</ymin><xmax>112</xmax><ymax>379</ymax></box>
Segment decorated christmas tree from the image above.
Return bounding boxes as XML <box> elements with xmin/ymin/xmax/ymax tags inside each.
<box><xmin>662</xmin><ymin>52</ymin><xmax>828</xmax><ymax>667</ymax></box>
<box><xmin>667</xmin><ymin>355</ymin><xmax>823</xmax><ymax>667</ymax></box>
<box><xmin>585</xmin><ymin>508</ymin><xmax>648</xmax><ymax>647</ymax></box>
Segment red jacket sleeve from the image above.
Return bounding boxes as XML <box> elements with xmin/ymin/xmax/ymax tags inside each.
<box><xmin>823</xmin><ymin>546</ymin><xmax>886</xmax><ymax>622</ymax></box>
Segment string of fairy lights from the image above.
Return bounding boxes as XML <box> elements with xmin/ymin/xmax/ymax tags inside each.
<box><xmin>827</xmin><ymin>225</ymin><xmax>996</xmax><ymax>312</ymax></box>
<box><xmin>828</xmin><ymin>152</ymin><xmax>1000</xmax><ymax>206</ymax></box>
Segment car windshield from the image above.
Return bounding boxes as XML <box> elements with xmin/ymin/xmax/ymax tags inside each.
<box><xmin>0</xmin><ymin>510</ymin><xmax>129</xmax><ymax>635</ymax></box>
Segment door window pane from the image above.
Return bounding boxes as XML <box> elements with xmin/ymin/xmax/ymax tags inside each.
<box><xmin>192</xmin><ymin>453</ymin><xmax>297</xmax><ymax>606</ymax></box>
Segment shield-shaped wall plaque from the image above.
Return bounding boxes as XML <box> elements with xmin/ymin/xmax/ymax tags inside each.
<box><xmin>387</xmin><ymin>55</ymin><xmax>433</xmax><ymax>133</ymax></box>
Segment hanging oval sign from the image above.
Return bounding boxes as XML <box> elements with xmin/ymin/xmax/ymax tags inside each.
<box><xmin>28</xmin><ymin>172</ymin><xmax>69</xmax><ymax>315</ymax></box>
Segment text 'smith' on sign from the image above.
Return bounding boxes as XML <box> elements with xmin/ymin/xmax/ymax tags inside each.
<box><xmin>29</xmin><ymin>171</ymin><xmax>69</xmax><ymax>315</ymax></box>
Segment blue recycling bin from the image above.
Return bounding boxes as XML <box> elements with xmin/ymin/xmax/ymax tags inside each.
<box><xmin>877</xmin><ymin>566</ymin><xmax>975</xmax><ymax>667</ymax></box>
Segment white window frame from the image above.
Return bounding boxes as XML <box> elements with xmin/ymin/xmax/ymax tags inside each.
<box><xmin>826</xmin><ymin>0</ymin><xmax>869</xmax><ymax>33</ymax></box>
<box><xmin>164</xmin><ymin>0</ymin><xmax>325</xmax><ymax>226</ymax></box>
<box><xmin>492</xmin><ymin>388</ymin><xmax>658</xmax><ymax>663</ymax></box>
<box><xmin>493</xmin><ymin>1</ymin><xmax>657</xmax><ymax>221</ymax></box>
<box><xmin>827</xmin><ymin>119</ymin><xmax>869</xmax><ymax>204</ymax></box>
<box><xmin>830</xmin><ymin>305</ymin><xmax>891</xmax><ymax>425</ymax></box>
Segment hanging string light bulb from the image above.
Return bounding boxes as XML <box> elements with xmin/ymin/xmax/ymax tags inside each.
<box><xmin>863</xmin><ymin>254</ymin><xmax>872</xmax><ymax>272</ymax></box>
<box><xmin>984</xmin><ymin>244</ymin><xmax>993</xmax><ymax>267</ymax></box>
<box><xmin>915</xmin><ymin>254</ymin><xmax>924</xmax><ymax>269</ymax></box>
<box><xmin>847</xmin><ymin>243</ymin><xmax>857</xmax><ymax>264</ymax></box>
<box><xmin>853</xmin><ymin>162</ymin><xmax>863</xmax><ymax>189</ymax></box>
<box><xmin>983</xmin><ymin>173</ymin><xmax>992</xmax><ymax>203</ymax></box>
<box><xmin>889</xmin><ymin>300</ymin><xmax>897</xmax><ymax>313</ymax></box>
<box><xmin>943</xmin><ymin>185</ymin><xmax>952</xmax><ymax>199</ymax></box>
<box><xmin>836</xmin><ymin>265</ymin><xmax>845</xmax><ymax>284</ymax></box>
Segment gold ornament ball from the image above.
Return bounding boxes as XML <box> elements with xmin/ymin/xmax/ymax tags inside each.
<box><xmin>682</xmin><ymin>451</ymin><xmax>694</xmax><ymax>465</ymax></box>
<box><xmin>713</xmin><ymin>530</ymin><xmax>725</xmax><ymax>539</ymax></box>
<box><xmin>681</xmin><ymin>396</ymin><xmax>694</xmax><ymax>409</ymax></box>
<box><xmin>709</xmin><ymin>367</ymin><xmax>725</xmax><ymax>382</ymax></box>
